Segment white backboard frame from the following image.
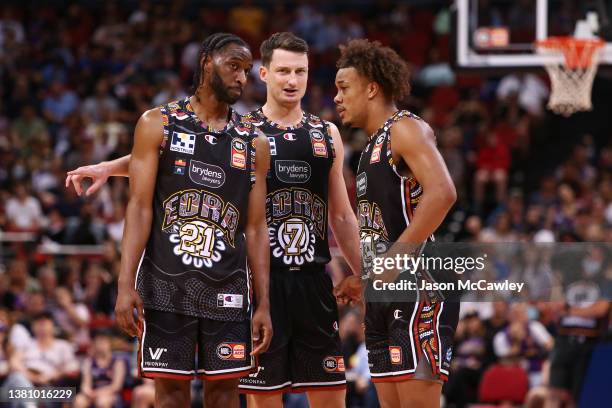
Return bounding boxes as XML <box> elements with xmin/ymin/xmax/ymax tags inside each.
<box><xmin>456</xmin><ymin>0</ymin><xmax>612</xmax><ymax>68</ymax></box>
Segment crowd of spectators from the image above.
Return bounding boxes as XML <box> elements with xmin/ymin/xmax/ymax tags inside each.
<box><xmin>0</xmin><ymin>1</ymin><xmax>610</xmax><ymax>407</ymax></box>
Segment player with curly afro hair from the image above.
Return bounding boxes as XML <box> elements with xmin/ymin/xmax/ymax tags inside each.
<box><xmin>334</xmin><ymin>39</ymin><xmax>459</xmax><ymax>408</ymax></box>
<box><xmin>336</xmin><ymin>38</ymin><xmax>411</xmax><ymax>102</ymax></box>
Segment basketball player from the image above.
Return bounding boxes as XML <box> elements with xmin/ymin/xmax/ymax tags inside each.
<box><xmin>114</xmin><ymin>33</ymin><xmax>271</xmax><ymax>407</ymax></box>
<box><xmin>235</xmin><ymin>32</ymin><xmax>360</xmax><ymax>408</ymax></box>
<box><xmin>66</xmin><ymin>32</ymin><xmax>361</xmax><ymax>408</ymax></box>
<box><xmin>332</xmin><ymin>39</ymin><xmax>459</xmax><ymax>408</ymax></box>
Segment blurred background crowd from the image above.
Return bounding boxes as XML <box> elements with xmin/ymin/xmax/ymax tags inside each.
<box><xmin>0</xmin><ymin>1</ymin><xmax>610</xmax><ymax>407</ymax></box>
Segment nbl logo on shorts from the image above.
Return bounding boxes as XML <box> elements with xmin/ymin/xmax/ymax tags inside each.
<box><xmin>322</xmin><ymin>356</ymin><xmax>345</xmax><ymax>373</ymax></box>
<box><xmin>216</xmin><ymin>343</ymin><xmax>246</xmax><ymax>360</ymax></box>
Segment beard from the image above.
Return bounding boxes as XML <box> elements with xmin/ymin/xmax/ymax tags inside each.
<box><xmin>210</xmin><ymin>67</ymin><xmax>242</xmax><ymax>104</ymax></box>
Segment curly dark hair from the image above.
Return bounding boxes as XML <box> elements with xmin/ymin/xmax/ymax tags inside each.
<box><xmin>337</xmin><ymin>39</ymin><xmax>411</xmax><ymax>102</ymax></box>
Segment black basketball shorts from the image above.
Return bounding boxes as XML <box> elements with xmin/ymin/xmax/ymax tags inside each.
<box><xmin>239</xmin><ymin>267</ymin><xmax>346</xmax><ymax>394</ymax></box>
<box><xmin>138</xmin><ymin>308</ymin><xmax>253</xmax><ymax>380</ymax></box>
<box><xmin>365</xmin><ymin>299</ymin><xmax>459</xmax><ymax>383</ymax></box>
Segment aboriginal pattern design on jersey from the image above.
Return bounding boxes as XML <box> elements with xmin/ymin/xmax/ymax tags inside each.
<box><xmin>136</xmin><ymin>97</ymin><xmax>256</xmax><ymax>320</ymax></box>
<box><xmin>356</xmin><ymin>110</ymin><xmax>430</xmax><ymax>275</ymax></box>
<box><xmin>244</xmin><ymin>109</ymin><xmax>335</xmax><ymax>267</ymax></box>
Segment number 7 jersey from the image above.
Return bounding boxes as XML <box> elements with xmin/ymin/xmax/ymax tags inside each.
<box><xmin>136</xmin><ymin>98</ymin><xmax>257</xmax><ymax>321</ymax></box>
<box><xmin>241</xmin><ymin>109</ymin><xmax>335</xmax><ymax>270</ymax></box>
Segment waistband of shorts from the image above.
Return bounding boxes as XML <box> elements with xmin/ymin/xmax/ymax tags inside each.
<box><xmin>271</xmin><ymin>264</ymin><xmax>327</xmax><ymax>274</ymax></box>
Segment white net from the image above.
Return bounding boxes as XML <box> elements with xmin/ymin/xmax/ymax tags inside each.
<box><xmin>536</xmin><ymin>38</ymin><xmax>604</xmax><ymax>117</ymax></box>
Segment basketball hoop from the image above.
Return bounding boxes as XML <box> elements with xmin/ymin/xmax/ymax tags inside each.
<box><xmin>535</xmin><ymin>36</ymin><xmax>605</xmax><ymax>116</ymax></box>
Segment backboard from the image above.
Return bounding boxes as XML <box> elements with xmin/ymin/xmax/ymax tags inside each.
<box><xmin>455</xmin><ymin>0</ymin><xmax>612</xmax><ymax>68</ymax></box>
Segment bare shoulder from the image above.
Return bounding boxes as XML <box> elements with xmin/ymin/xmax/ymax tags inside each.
<box><xmin>137</xmin><ymin>108</ymin><xmax>163</xmax><ymax>130</ymax></box>
<box><xmin>134</xmin><ymin>108</ymin><xmax>164</xmax><ymax>145</ymax></box>
<box><xmin>390</xmin><ymin>115</ymin><xmax>436</xmax><ymax>153</ymax></box>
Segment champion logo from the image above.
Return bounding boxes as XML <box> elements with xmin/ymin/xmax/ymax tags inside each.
<box><xmin>394</xmin><ymin>309</ymin><xmax>402</xmax><ymax>319</ymax></box>
<box><xmin>283</xmin><ymin>133</ymin><xmax>297</xmax><ymax>141</ymax></box>
<box><xmin>148</xmin><ymin>348</ymin><xmax>167</xmax><ymax>361</ymax></box>
<box><xmin>204</xmin><ymin>134</ymin><xmax>217</xmax><ymax>145</ymax></box>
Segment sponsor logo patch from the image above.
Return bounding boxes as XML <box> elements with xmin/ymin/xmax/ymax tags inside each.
<box><xmin>356</xmin><ymin>172</ymin><xmax>367</xmax><ymax>197</ymax></box>
<box><xmin>148</xmin><ymin>347</ymin><xmax>167</xmax><ymax>361</ymax></box>
<box><xmin>217</xmin><ymin>294</ymin><xmax>244</xmax><ymax>308</ymax></box>
<box><xmin>204</xmin><ymin>134</ymin><xmax>217</xmax><ymax>145</ymax></box>
<box><xmin>267</xmin><ymin>137</ymin><xmax>277</xmax><ymax>155</ymax></box>
<box><xmin>389</xmin><ymin>346</ymin><xmax>402</xmax><ymax>365</ymax></box>
<box><xmin>309</xmin><ymin>129</ymin><xmax>328</xmax><ymax>157</ymax></box>
<box><xmin>217</xmin><ymin>343</ymin><xmax>247</xmax><ymax>360</ymax></box>
<box><xmin>370</xmin><ymin>134</ymin><xmax>385</xmax><ymax>164</ymax></box>
<box><xmin>170</xmin><ymin>132</ymin><xmax>196</xmax><ymax>155</ymax></box>
<box><xmin>322</xmin><ymin>356</ymin><xmax>345</xmax><ymax>373</ymax></box>
<box><xmin>231</xmin><ymin>138</ymin><xmax>247</xmax><ymax>169</ymax></box>
<box><xmin>283</xmin><ymin>132</ymin><xmax>297</xmax><ymax>141</ymax></box>
<box><xmin>274</xmin><ymin>160</ymin><xmax>311</xmax><ymax>184</ymax></box>
<box><xmin>189</xmin><ymin>160</ymin><xmax>225</xmax><ymax>188</ymax></box>
<box><xmin>173</xmin><ymin>159</ymin><xmax>186</xmax><ymax>175</ymax></box>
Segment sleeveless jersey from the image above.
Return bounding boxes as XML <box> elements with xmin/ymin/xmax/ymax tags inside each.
<box><xmin>356</xmin><ymin>111</ymin><xmax>431</xmax><ymax>271</ymax></box>
<box><xmin>136</xmin><ymin>97</ymin><xmax>257</xmax><ymax>321</ymax></box>
<box><xmin>241</xmin><ymin>109</ymin><xmax>335</xmax><ymax>269</ymax></box>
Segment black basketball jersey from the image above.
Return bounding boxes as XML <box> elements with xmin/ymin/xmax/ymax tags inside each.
<box><xmin>136</xmin><ymin>97</ymin><xmax>257</xmax><ymax>321</ymax></box>
<box><xmin>241</xmin><ymin>109</ymin><xmax>335</xmax><ymax>269</ymax></box>
<box><xmin>356</xmin><ymin>111</ymin><xmax>432</xmax><ymax>269</ymax></box>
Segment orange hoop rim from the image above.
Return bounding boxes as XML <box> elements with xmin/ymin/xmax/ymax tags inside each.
<box><xmin>535</xmin><ymin>36</ymin><xmax>605</xmax><ymax>69</ymax></box>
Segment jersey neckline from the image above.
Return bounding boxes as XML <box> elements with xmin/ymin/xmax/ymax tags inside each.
<box><xmin>184</xmin><ymin>96</ymin><xmax>238</xmax><ymax>134</ymax></box>
<box><xmin>255</xmin><ymin>107</ymin><xmax>308</xmax><ymax>131</ymax></box>
<box><xmin>368</xmin><ymin>110</ymin><xmax>404</xmax><ymax>142</ymax></box>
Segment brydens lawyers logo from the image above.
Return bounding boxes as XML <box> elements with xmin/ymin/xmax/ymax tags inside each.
<box><xmin>170</xmin><ymin>132</ymin><xmax>196</xmax><ymax>155</ymax></box>
<box><xmin>216</xmin><ymin>343</ymin><xmax>246</xmax><ymax>360</ymax></box>
<box><xmin>173</xmin><ymin>159</ymin><xmax>186</xmax><ymax>175</ymax></box>
<box><xmin>356</xmin><ymin>172</ymin><xmax>367</xmax><ymax>197</ymax></box>
<box><xmin>389</xmin><ymin>346</ymin><xmax>402</xmax><ymax>365</ymax></box>
<box><xmin>322</xmin><ymin>356</ymin><xmax>345</xmax><ymax>373</ymax></box>
<box><xmin>275</xmin><ymin>160</ymin><xmax>311</xmax><ymax>184</ymax></box>
<box><xmin>189</xmin><ymin>160</ymin><xmax>225</xmax><ymax>188</ymax></box>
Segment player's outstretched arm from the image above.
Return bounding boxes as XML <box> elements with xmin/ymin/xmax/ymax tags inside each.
<box><xmin>246</xmin><ymin>131</ymin><xmax>272</xmax><ymax>356</ymax></box>
<box><xmin>115</xmin><ymin>111</ymin><xmax>162</xmax><ymax>337</ymax></box>
<box><xmin>65</xmin><ymin>154</ymin><xmax>132</xmax><ymax>196</ymax></box>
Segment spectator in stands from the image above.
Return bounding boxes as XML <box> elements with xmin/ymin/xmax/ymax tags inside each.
<box><xmin>493</xmin><ymin>303</ymin><xmax>553</xmax><ymax>387</ymax></box>
<box><xmin>445</xmin><ymin>311</ymin><xmax>487</xmax><ymax>407</ymax></box>
<box><xmin>14</xmin><ymin>312</ymin><xmax>79</xmax><ymax>387</ymax></box>
<box><xmin>74</xmin><ymin>329</ymin><xmax>126</xmax><ymax>408</ymax></box>
<box><xmin>4</xmin><ymin>185</ymin><xmax>45</xmax><ymax>232</ymax></box>
<box><xmin>474</xmin><ymin>132</ymin><xmax>510</xmax><ymax>210</ymax></box>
